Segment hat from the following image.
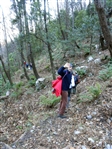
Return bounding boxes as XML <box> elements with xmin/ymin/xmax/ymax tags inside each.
<box><xmin>70</xmin><ymin>63</ymin><xmax>73</xmax><ymax>67</ymax></box>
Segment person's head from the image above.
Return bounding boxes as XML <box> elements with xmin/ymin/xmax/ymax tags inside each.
<box><xmin>68</xmin><ymin>63</ymin><xmax>73</xmax><ymax>72</ymax></box>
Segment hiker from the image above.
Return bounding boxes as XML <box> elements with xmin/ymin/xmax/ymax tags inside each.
<box><xmin>23</xmin><ymin>61</ymin><xmax>26</xmax><ymax>67</ymax></box>
<box><xmin>25</xmin><ymin>63</ymin><xmax>32</xmax><ymax>69</ymax></box>
<box><xmin>57</xmin><ymin>62</ymin><xmax>72</xmax><ymax>118</ymax></box>
<box><xmin>67</xmin><ymin>73</ymin><xmax>80</xmax><ymax>108</ymax></box>
<box><xmin>29</xmin><ymin>63</ymin><xmax>32</xmax><ymax>69</ymax></box>
<box><xmin>26</xmin><ymin>63</ymin><xmax>29</xmax><ymax>68</ymax></box>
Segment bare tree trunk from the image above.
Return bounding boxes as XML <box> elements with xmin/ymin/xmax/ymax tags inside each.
<box><xmin>23</xmin><ymin>0</ymin><xmax>40</xmax><ymax>79</ymax></box>
<box><xmin>78</xmin><ymin>0</ymin><xmax>83</xmax><ymax>10</ymax></box>
<box><xmin>90</xmin><ymin>35</ymin><xmax>93</xmax><ymax>53</ymax></box>
<box><xmin>2</xmin><ymin>10</ymin><xmax>13</xmax><ymax>86</ymax></box>
<box><xmin>12</xmin><ymin>0</ymin><xmax>30</xmax><ymax>80</ymax></box>
<box><xmin>2</xmin><ymin>73</ymin><xmax>6</xmax><ymax>84</ymax></box>
<box><xmin>0</xmin><ymin>45</ymin><xmax>6</xmax><ymax>84</ymax></box>
<box><xmin>57</xmin><ymin>0</ymin><xmax>66</xmax><ymax>40</ymax></box>
<box><xmin>20</xmin><ymin>43</ymin><xmax>30</xmax><ymax>81</ymax></box>
<box><xmin>34</xmin><ymin>0</ymin><xmax>44</xmax><ymax>50</ymax></box>
<box><xmin>70</xmin><ymin>1</ymin><xmax>80</xmax><ymax>49</ymax></box>
<box><xmin>94</xmin><ymin>0</ymin><xmax>112</xmax><ymax>57</ymax></box>
<box><xmin>0</xmin><ymin>56</ymin><xmax>13</xmax><ymax>85</ymax></box>
<box><xmin>44</xmin><ymin>0</ymin><xmax>55</xmax><ymax>79</ymax></box>
<box><xmin>18</xmin><ymin>0</ymin><xmax>30</xmax><ymax>80</ymax></box>
<box><xmin>99</xmin><ymin>34</ymin><xmax>107</xmax><ymax>50</ymax></box>
<box><xmin>65</xmin><ymin>0</ymin><xmax>69</xmax><ymax>39</ymax></box>
<box><xmin>71</xmin><ymin>0</ymin><xmax>75</xmax><ymax>31</ymax></box>
<box><xmin>28</xmin><ymin>43</ymin><xmax>40</xmax><ymax>79</ymax></box>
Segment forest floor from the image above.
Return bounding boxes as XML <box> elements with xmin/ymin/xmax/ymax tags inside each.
<box><xmin>0</xmin><ymin>49</ymin><xmax>112</xmax><ymax>149</ymax></box>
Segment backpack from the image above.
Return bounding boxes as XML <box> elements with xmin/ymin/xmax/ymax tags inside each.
<box><xmin>74</xmin><ymin>74</ymin><xmax>80</xmax><ymax>86</ymax></box>
<box><xmin>52</xmin><ymin>76</ymin><xmax>62</xmax><ymax>97</ymax></box>
<box><xmin>52</xmin><ymin>72</ymin><xmax>68</xmax><ymax>97</ymax></box>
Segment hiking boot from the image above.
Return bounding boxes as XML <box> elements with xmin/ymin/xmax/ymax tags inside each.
<box><xmin>57</xmin><ymin>114</ymin><xmax>67</xmax><ymax>119</ymax></box>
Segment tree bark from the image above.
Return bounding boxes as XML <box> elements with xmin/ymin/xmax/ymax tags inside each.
<box><xmin>28</xmin><ymin>43</ymin><xmax>40</xmax><ymax>79</ymax></box>
<box><xmin>12</xmin><ymin>0</ymin><xmax>30</xmax><ymax>80</ymax></box>
<box><xmin>57</xmin><ymin>0</ymin><xmax>66</xmax><ymax>40</ymax></box>
<box><xmin>65</xmin><ymin>0</ymin><xmax>69</xmax><ymax>39</ymax></box>
<box><xmin>18</xmin><ymin>0</ymin><xmax>30</xmax><ymax>81</ymax></box>
<box><xmin>44</xmin><ymin>0</ymin><xmax>56</xmax><ymax>79</ymax></box>
<box><xmin>23</xmin><ymin>0</ymin><xmax>40</xmax><ymax>79</ymax></box>
<box><xmin>94</xmin><ymin>0</ymin><xmax>112</xmax><ymax>57</ymax></box>
<box><xmin>99</xmin><ymin>34</ymin><xmax>107</xmax><ymax>50</ymax></box>
<box><xmin>0</xmin><ymin>56</ymin><xmax>13</xmax><ymax>86</ymax></box>
<box><xmin>2</xmin><ymin>10</ymin><xmax>13</xmax><ymax>86</ymax></box>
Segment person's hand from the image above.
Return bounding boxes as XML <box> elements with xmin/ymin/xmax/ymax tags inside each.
<box><xmin>64</xmin><ymin>63</ymin><xmax>70</xmax><ymax>68</ymax></box>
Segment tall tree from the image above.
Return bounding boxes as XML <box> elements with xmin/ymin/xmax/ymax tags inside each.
<box><xmin>11</xmin><ymin>0</ymin><xmax>30</xmax><ymax>80</ymax></box>
<box><xmin>70</xmin><ymin>0</ymin><xmax>75</xmax><ymax>31</ymax></box>
<box><xmin>94</xmin><ymin>0</ymin><xmax>112</xmax><ymax>57</ymax></box>
<box><xmin>65</xmin><ymin>0</ymin><xmax>69</xmax><ymax>39</ymax></box>
<box><xmin>22</xmin><ymin>0</ymin><xmax>40</xmax><ymax>79</ymax></box>
<box><xmin>1</xmin><ymin>10</ymin><xmax>13</xmax><ymax>85</ymax></box>
<box><xmin>57</xmin><ymin>0</ymin><xmax>66</xmax><ymax>40</ymax></box>
<box><xmin>43</xmin><ymin>0</ymin><xmax>55</xmax><ymax>79</ymax></box>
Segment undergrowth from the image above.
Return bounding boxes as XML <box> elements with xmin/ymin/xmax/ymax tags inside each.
<box><xmin>39</xmin><ymin>92</ymin><xmax>60</xmax><ymax>108</ymax></box>
<box><xmin>77</xmin><ymin>82</ymin><xmax>102</xmax><ymax>103</ymax></box>
<box><xmin>76</xmin><ymin>68</ymin><xmax>87</xmax><ymax>77</ymax></box>
<box><xmin>10</xmin><ymin>82</ymin><xmax>25</xmax><ymax>98</ymax></box>
<box><xmin>98</xmin><ymin>63</ymin><xmax>112</xmax><ymax>81</ymax></box>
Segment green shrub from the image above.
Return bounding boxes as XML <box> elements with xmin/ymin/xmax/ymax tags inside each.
<box><xmin>87</xmin><ymin>82</ymin><xmax>102</xmax><ymax>98</ymax></box>
<box><xmin>77</xmin><ymin>82</ymin><xmax>102</xmax><ymax>103</ymax></box>
<box><xmin>40</xmin><ymin>92</ymin><xmax>60</xmax><ymax>108</ymax></box>
<box><xmin>83</xmin><ymin>47</ymin><xmax>90</xmax><ymax>57</ymax></box>
<box><xmin>27</xmin><ymin>79</ymin><xmax>36</xmax><ymax>87</ymax></box>
<box><xmin>98</xmin><ymin>64</ymin><xmax>112</xmax><ymax>81</ymax></box>
<box><xmin>25</xmin><ymin>87</ymin><xmax>35</xmax><ymax>95</ymax></box>
<box><xmin>77</xmin><ymin>93</ymin><xmax>93</xmax><ymax>103</ymax></box>
<box><xmin>10</xmin><ymin>89</ymin><xmax>23</xmax><ymax>99</ymax></box>
<box><xmin>76</xmin><ymin>68</ymin><xmax>87</xmax><ymax>77</ymax></box>
<box><xmin>13</xmin><ymin>82</ymin><xmax>24</xmax><ymax>90</ymax></box>
<box><xmin>29</xmin><ymin>75</ymin><xmax>36</xmax><ymax>81</ymax></box>
<box><xmin>0</xmin><ymin>80</ymin><xmax>12</xmax><ymax>96</ymax></box>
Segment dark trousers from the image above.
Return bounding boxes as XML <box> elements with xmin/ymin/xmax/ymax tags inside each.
<box><xmin>59</xmin><ymin>91</ymin><xmax>68</xmax><ymax>115</ymax></box>
<box><xmin>67</xmin><ymin>86</ymin><xmax>76</xmax><ymax>108</ymax></box>
<box><xmin>68</xmin><ymin>86</ymin><xmax>76</xmax><ymax>98</ymax></box>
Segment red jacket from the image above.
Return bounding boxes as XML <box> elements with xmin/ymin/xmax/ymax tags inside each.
<box><xmin>52</xmin><ymin>76</ymin><xmax>62</xmax><ymax>97</ymax></box>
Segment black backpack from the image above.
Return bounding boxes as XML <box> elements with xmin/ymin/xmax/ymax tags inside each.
<box><xmin>74</xmin><ymin>74</ymin><xmax>80</xmax><ymax>86</ymax></box>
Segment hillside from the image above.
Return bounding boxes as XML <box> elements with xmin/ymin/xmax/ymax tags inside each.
<box><xmin>0</xmin><ymin>49</ymin><xmax>112</xmax><ymax>149</ymax></box>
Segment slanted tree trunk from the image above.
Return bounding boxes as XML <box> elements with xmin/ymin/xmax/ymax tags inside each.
<box><xmin>12</xmin><ymin>0</ymin><xmax>30</xmax><ymax>80</ymax></box>
<box><xmin>94</xmin><ymin>0</ymin><xmax>112</xmax><ymax>57</ymax></box>
<box><xmin>23</xmin><ymin>0</ymin><xmax>40</xmax><ymax>79</ymax></box>
<box><xmin>71</xmin><ymin>0</ymin><xmax>75</xmax><ymax>31</ymax></box>
<box><xmin>2</xmin><ymin>73</ymin><xmax>6</xmax><ymax>84</ymax></box>
<box><xmin>44</xmin><ymin>0</ymin><xmax>55</xmax><ymax>79</ymax></box>
<box><xmin>65</xmin><ymin>0</ymin><xmax>69</xmax><ymax>39</ymax></box>
<box><xmin>0</xmin><ymin>56</ymin><xmax>13</xmax><ymax>86</ymax></box>
<box><xmin>0</xmin><ymin>45</ymin><xmax>6</xmax><ymax>84</ymax></box>
<box><xmin>99</xmin><ymin>34</ymin><xmax>108</xmax><ymax>50</ymax></box>
<box><xmin>57</xmin><ymin>0</ymin><xmax>66</xmax><ymax>40</ymax></box>
<box><xmin>18</xmin><ymin>1</ymin><xmax>30</xmax><ymax>81</ymax></box>
<box><xmin>90</xmin><ymin>35</ymin><xmax>93</xmax><ymax>53</ymax></box>
<box><xmin>2</xmin><ymin>11</ymin><xmax>13</xmax><ymax>86</ymax></box>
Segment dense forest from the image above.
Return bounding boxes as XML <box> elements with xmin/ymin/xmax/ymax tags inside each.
<box><xmin>0</xmin><ymin>0</ymin><xmax>112</xmax><ymax>148</ymax></box>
